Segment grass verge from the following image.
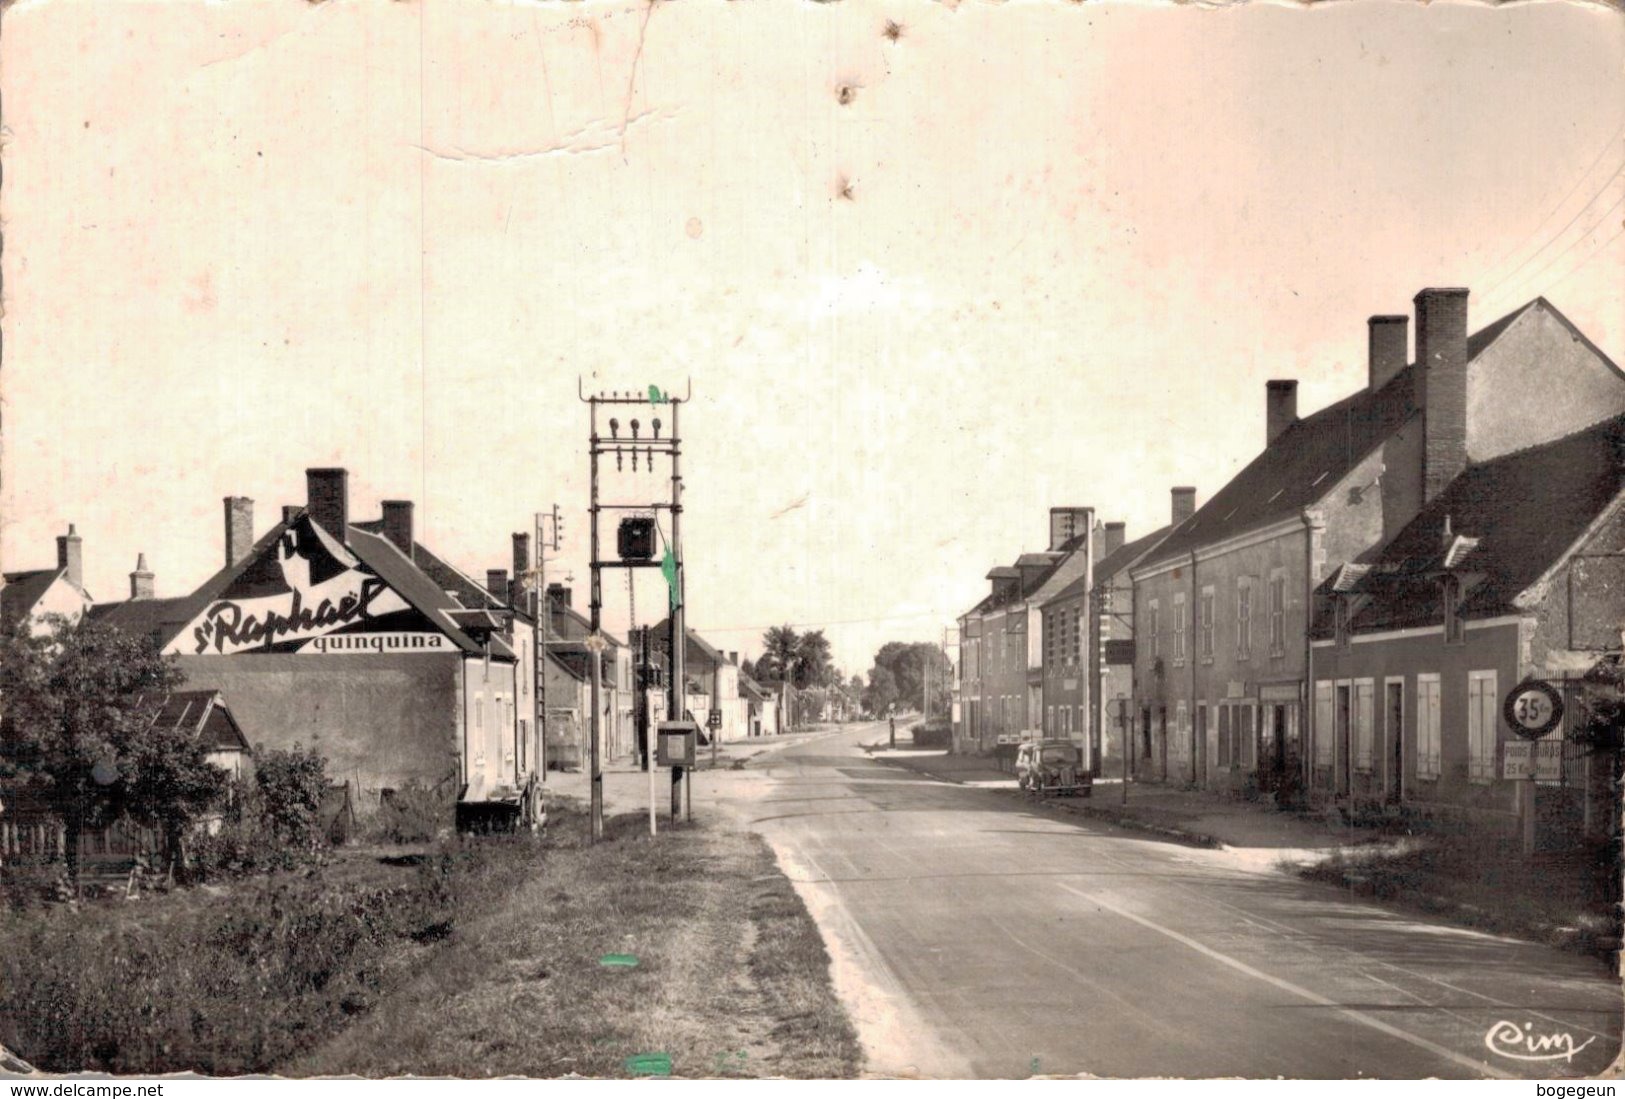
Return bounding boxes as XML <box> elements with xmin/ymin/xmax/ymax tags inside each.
<box><xmin>285</xmin><ymin>800</ymin><xmax>862</xmax><ymax>1079</ymax></box>
<box><xmin>1</xmin><ymin>834</ymin><xmax>539</xmax><ymax>1074</ymax></box>
<box><xmin>1294</xmin><ymin>832</ymin><xmax>1622</xmax><ymax>957</ymax></box>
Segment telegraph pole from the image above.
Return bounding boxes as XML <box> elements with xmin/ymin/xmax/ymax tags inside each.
<box><xmin>580</xmin><ymin>381</ymin><xmax>690</xmax><ymax>843</ymax></box>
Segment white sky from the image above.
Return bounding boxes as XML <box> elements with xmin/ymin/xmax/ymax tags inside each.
<box><xmin>3</xmin><ymin>0</ymin><xmax>1622</xmax><ymax>676</ymax></box>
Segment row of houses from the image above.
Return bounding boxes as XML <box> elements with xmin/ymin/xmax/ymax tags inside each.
<box><xmin>954</xmin><ymin>289</ymin><xmax>1625</xmax><ymax>844</ymax></box>
<box><xmin>2</xmin><ymin>467</ymin><xmax>786</xmax><ymax>826</ymax></box>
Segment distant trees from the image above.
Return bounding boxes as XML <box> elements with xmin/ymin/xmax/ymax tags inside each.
<box><xmin>862</xmin><ymin>665</ymin><xmax>899</xmax><ymax>717</ymax></box>
<box><xmin>872</xmin><ymin>641</ymin><xmax>952</xmax><ymax>718</ymax></box>
<box><xmin>0</xmin><ymin>615</ymin><xmax>228</xmax><ymax>888</ymax></box>
<box><xmin>753</xmin><ymin>624</ymin><xmax>836</xmax><ymax>689</ymax></box>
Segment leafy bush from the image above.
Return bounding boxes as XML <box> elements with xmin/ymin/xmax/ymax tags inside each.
<box><xmin>0</xmin><ymin>835</ymin><xmax>539</xmax><ymax>1074</ymax></box>
<box><xmin>366</xmin><ymin>785</ymin><xmax>450</xmax><ymax>845</ymax></box>
<box><xmin>254</xmin><ymin>745</ymin><xmax>330</xmax><ymax>852</ymax></box>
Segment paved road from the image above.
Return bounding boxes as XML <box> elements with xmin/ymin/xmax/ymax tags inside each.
<box><xmin>702</xmin><ymin>721</ymin><xmax>1621</xmax><ymax>1080</ymax></box>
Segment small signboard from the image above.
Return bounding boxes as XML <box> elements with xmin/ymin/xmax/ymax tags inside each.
<box><xmin>995</xmin><ymin>732</ymin><xmax>1023</xmax><ymax>746</ymax></box>
<box><xmin>1503</xmin><ymin>740</ymin><xmax>1562</xmax><ymax>782</ymax></box>
<box><xmin>656</xmin><ymin>720</ymin><xmax>698</xmax><ymax>768</ymax></box>
<box><xmin>1504</xmin><ymin>679</ymin><xmax>1564</xmax><ymax>740</ymax></box>
<box><xmin>707</xmin><ymin>708</ymin><xmax>723</xmax><ymax>730</ymax></box>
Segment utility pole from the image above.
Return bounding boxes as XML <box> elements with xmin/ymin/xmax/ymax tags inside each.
<box><xmin>529</xmin><ymin>505</ymin><xmax>561</xmax><ymax>785</ymax></box>
<box><xmin>580</xmin><ymin>381</ymin><xmax>690</xmax><ymax>843</ymax></box>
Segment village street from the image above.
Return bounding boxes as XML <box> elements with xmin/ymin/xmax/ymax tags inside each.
<box><xmin>571</xmin><ymin>720</ymin><xmax>1623</xmax><ymax>1080</ymax></box>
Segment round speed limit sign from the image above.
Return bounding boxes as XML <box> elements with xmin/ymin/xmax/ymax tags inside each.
<box><xmin>1503</xmin><ymin>679</ymin><xmax>1564</xmax><ymax>741</ymax></box>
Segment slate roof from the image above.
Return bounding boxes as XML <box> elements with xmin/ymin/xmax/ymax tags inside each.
<box><xmin>1</xmin><ymin>568</ymin><xmax>65</xmax><ymax>630</ymax></box>
<box><xmin>1140</xmin><ymin>296</ymin><xmax>1608</xmax><ymax>571</ymax></box>
<box><xmin>647</xmin><ymin>619</ymin><xmax>729</xmax><ymax>669</ymax></box>
<box><xmin>345</xmin><ymin>526</ymin><xmax>514</xmax><ymax>659</ymax></box>
<box><xmin>136</xmin><ymin>512</ymin><xmax>511</xmax><ymax>659</ymax></box>
<box><xmin>1328</xmin><ymin>413</ymin><xmax>1625</xmax><ymax>634</ymax></box>
<box><xmin>1042</xmin><ymin>524</ymin><xmax>1175</xmax><ymax>608</ymax></box>
<box><xmin>133</xmin><ymin>689</ymin><xmax>251</xmax><ymax>752</ymax></box>
<box><xmin>88</xmin><ymin>596</ymin><xmax>196</xmax><ymax>644</ymax></box>
<box><xmin>349</xmin><ymin>520</ymin><xmax>509</xmax><ymax>614</ymax></box>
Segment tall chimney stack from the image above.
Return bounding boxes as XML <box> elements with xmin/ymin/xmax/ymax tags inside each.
<box><xmin>305</xmin><ymin>468</ymin><xmax>349</xmax><ymax>539</ymax></box>
<box><xmin>1266</xmin><ymin>380</ymin><xmax>1298</xmax><ymax>445</ymax></box>
<box><xmin>224</xmin><ymin>497</ymin><xmax>254</xmax><ymax>568</ymax></box>
<box><xmin>1415</xmin><ymin>288</ymin><xmax>1470</xmax><ymax>501</ymax></box>
<box><xmin>1171</xmin><ymin>487</ymin><xmax>1197</xmax><ymax>527</ymax></box>
<box><xmin>56</xmin><ymin>525</ymin><xmax>83</xmax><ymax>590</ymax></box>
<box><xmin>1367</xmin><ymin>314</ymin><xmax>1409</xmax><ymax>392</ymax></box>
<box><xmin>486</xmin><ymin>569</ymin><xmax>509</xmax><ymax>604</ymax></box>
<box><xmin>381</xmin><ymin>500</ymin><xmax>414</xmax><ymax>560</ymax></box>
<box><xmin>511</xmin><ymin>532</ymin><xmax>531</xmax><ymax>610</ymax></box>
<box><xmin>129</xmin><ymin>553</ymin><xmax>154</xmax><ymax>601</ymax></box>
<box><xmin>547</xmin><ymin>582</ymin><xmax>572</xmax><ymax>608</ymax></box>
<box><xmin>1103</xmin><ymin>521</ymin><xmax>1126</xmax><ymax>557</ymax></box>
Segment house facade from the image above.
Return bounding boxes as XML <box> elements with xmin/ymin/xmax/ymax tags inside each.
<box><xmin>149</xmin><ymin>469</ymin><xmax>533</xmax><ymax>817</ymax></box>
<box><xmin>954</xmin><ymin>508</ymin><xmax>1093</xmax><ymax>755</ymax></box>
<box><xmin>2</xmin><ymin>526</ymin><xmax>94</xmax><ymax>635</ymax></box>
<box><xmin>1309</xmin><ymin>413</ymin><xmax>1624</xmax><ymax>842</ymax></box>
<box><xmin>1130</xmin><ymin>290</ymin><xmax>1625</xmax><ymax>803</ymax></box>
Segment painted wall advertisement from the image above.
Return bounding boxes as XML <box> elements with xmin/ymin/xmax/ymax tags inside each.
<box><xmin>169</xmin><ymin>516</ymin><xmax>447</xmax><ymax>656</ymax></box>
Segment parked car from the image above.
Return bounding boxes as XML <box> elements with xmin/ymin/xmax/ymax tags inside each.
<box><xmin>1015</xmin><ymin>740</ymin><xmax>1091</xmax><ymax>797</ymax></box>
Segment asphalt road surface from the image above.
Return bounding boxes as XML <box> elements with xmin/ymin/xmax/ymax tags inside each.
<box><xmin>704</xmin><ymin>721</ymin><xmax>1622</xmax><ymax>1080</ymax></box>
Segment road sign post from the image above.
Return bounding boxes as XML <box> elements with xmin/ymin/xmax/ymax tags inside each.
<box><xmin>1503</xmin><ymin>679</ymin><xmax>1566</xmax><ymax>856</ymax></box>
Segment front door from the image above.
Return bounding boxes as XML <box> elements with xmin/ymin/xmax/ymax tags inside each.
<box><xmin>1335</xmin><ymin>685</ymin><xmax>1352</xmax><ymax>797</ymax></box>
<box><xmin>1386</xmin><ymin>682</ymin><xmax>1404</xmax><ymax>803</ymax></box>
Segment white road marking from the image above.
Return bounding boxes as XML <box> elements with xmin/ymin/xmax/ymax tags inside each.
<box><xmin>1057</xmin><ymin>882</ymin><xmax>1510</xmax><ymax>1079</ymax></box>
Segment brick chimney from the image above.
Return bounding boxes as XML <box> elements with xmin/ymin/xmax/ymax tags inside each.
<box><xmin>224</xmin><ymin>497</ymin><xmax>254</xmax><ymax>568</ymax></box>
<box><xmin>486</xmin><ymin>569</ymin><xmax>509</xmax><ymax>603</ymax></box>
<box><xmin>305</xmin><ymin>468</ymin><xmax>349</xmax><ymax>538</ymax></box>
<box><xmin>382</xmin><ymin>500</ymin><xmax>414</xmax><ymax>560</ymax></box>
<box><xmin>56</xmin><ymin>524</ymin><xmax>83</xmax><ymax>589</ymax></box>
<box><xmin>547</xmin><ymin>582</ymin><xmax>572</xmax><ymax>608</ymax></box>
<box><xmin>1415</xmin><ymin>288</ymin><xmax>1470</xmax><ymax>501</ymax></box>
<box><xmin>1266</xmin><ymin>380</ymin><xmax>1298</xmax><ymax>445</ymax></box>
<box><xmin>1048</xmin><ymin>507</ymin><xmax>1093</xmax><ymax>551</ymax></box>
<box><xmin>511</xmin><ymin>532</ymin><xmax>530</xmax><ymax>609</ymax></box>
<box><xmin>1103</xmin><ymin>521</ymin><xmax>1126</xmax><ymax>557</ymax></box>
<box><xmin>129</xmin><ymin>553</ymin><xmax>154</xmax><ymax>601</ymax></box>
<box><xmin>729</xmin><ymin>651</ymin><xmax>739</xmax><ymax>665</ymax></box>
<box><xmin>1368</xmin><ymin>314</ymin><xmax>1409</xmax><ymax>392</ymax></box>
<box><xmin>1171</xmin><ymin>487</ymin><xmax>1197</xmax><ymax>527</ymax></box>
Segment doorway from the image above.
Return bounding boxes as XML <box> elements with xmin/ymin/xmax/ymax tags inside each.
<box><xmin>1335</xmin><ymin>685</ymin><xmax>1351</xmax><ymax>798</ymax></box>
<box><xmin>1386</xmin><ymin>681</ymin><xmax>1404</xmax><ymax>803</ymax></box>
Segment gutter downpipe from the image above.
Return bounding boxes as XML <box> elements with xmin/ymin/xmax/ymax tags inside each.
<box><xmin>1302</xmin><ymin>509</ymin><xmax>1323</xmax><ymax>800</ymax></box>
<box><xmin>1190</xmin><ymin>549</ymin><xmax>1200</xmax><ymax>788</ymax></box>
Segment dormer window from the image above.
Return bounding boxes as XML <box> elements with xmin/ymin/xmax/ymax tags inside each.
<box><xmin>1443</xmin><ymin>576</ymin><xmax>1464</xmax><ymax>644</ymax></box>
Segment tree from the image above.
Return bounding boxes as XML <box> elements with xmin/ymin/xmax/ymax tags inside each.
<box><xmin>863</xmin><ymin>665</ymin><xmax>899</xmax><ymax>717</ymax></box>
<box><xmin>870</xmin><ymin>641</ymin><xmax>952</xmax><ymax>717</ymax></box>
<box><xmin>758</xmin><ymin>624</ymin><xmax>800</xmax><ymax>683</ymax></box>
<box><xmin>0</xmin><ymin>615</ymin><xmax>226</xmax><ymax>888</ymax></box>
<box><xmin>795</xmin><ymin>629</ymin><xmax>833</xmax><ymax>689</ymax></box>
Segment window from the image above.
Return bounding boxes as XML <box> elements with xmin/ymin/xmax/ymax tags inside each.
<box><xmin>1218</xmin><ymin>705</ymin><xmax>1232</xmax><ymax>768</ymax></box>
<box><xmin>1468</xmin><ymin>670</ymin><xmax>1498</xmax><ymax>782</ymax></box>
<box><xmin>1269</xmin><ymin>573</ymin><xmax>1287</xmax><ymax>655</ymax></box>
<box><xmin>1444</xmin><ymin>578</ymin><xmax>1464</xmax><ymax>644</ymax></box>
<box><xmin>1150</xmin><ymin>599</ymin><xmax>1161</xmax><ymax>660</ymax></box>
<box><xmin>1070</xmin><ymin>608</ymin><xmax>1081</xmax><ymax>666</ymax></box>
<box><xmin>1334</xmin><ymin>597</ymin><xmax>1351</xmax><ymax>648</ymax></box>
<box><xmin>1173</xmin><ymin>593</ymin><xmax>1187</xmax><ymax>664</ymax></box>
<box><xmin>1199</xmin><ymin>587</ymin><xmax>1215</xmax><ymax>662</ymax></box>
<box><xmin>1236</xmin><ymin>582</ymin><xmax>1253</xmax><ymax>660</ymax></box>
<box><xmin>1353</xmin><ymin>680</ymin><xmax>1374</xmax><ymax>772</ymax></box>
<box><xmin>1046</xmin><ymin>705</ymin><xmax>1054</xmax><ymax>733</ymax></box>
<box><xmin>1314</xmin><ymin>681</ymin><xmax>1334</xmax><ymax>766</ymax></box>
<box><xmin>1417</xmin><ymin>674</ymin><xmax>1441</xmax><ymax>779</ymax></box>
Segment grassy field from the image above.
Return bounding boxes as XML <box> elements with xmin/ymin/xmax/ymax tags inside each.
<box><xmin>2</xmin><ymin>801</ymin><xmax>859</xmax><ymax>1079</ymax></box>
<box><xmin>284</xmin><ymin>800</ymin><xmax>861</xmax><ymax>1079</ymax></box>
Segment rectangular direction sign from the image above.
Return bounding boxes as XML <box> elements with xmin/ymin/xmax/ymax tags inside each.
<box><xmin>1502</xmin><ymin>740</ymin><xmax>1562</xmax><ymax>781</ymax></box>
